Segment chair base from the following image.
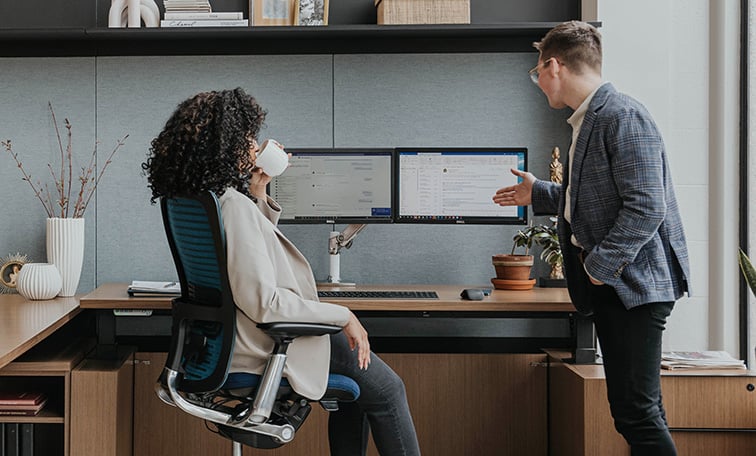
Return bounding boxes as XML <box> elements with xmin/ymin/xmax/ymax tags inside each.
<box><xmin>218</xmin><ymin>424</ymin><xmax>286</xmax><ymax>449</ymax></box>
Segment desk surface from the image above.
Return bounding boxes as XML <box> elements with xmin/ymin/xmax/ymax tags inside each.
<box><xmin>0</xmin><ymin>293</ymin><xmax>81</xmax><ymax>370</ymax></box>
<box><xmin>81</xmin><ymin>282</ymin><xmax>575</xmax><ymax>312</ymax></box>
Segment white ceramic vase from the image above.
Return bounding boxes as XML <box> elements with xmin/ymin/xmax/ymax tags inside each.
<box><xmin>46</xmin><ymin>217</ymin><xmax>85</xmax><ymax>297</ymax></box>
<box><xmin>16</xmin><ymin>263</ymin><xmax>63</xmax><ymax>300</ymax></box>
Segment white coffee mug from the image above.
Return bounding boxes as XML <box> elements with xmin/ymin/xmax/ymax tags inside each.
<box><xmin>255</xmin><ymin>139</ymin><xmax>289</xmax><ymax>177</ymax></box>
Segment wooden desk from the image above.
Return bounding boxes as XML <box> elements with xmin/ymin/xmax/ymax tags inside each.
<box><xmin>79</xmin><ymin>283</ymin><xmax>579</xmax><ymax>456</ymax></box>
<box><xmin>0</xmin><ymin>293</ymin><xmax>81</xmax><ymax>369</ymax></box>
<box><xmin>80</xmin><ymin>282</ymin><xmax>575</xmax><ymax>312</ymax></box>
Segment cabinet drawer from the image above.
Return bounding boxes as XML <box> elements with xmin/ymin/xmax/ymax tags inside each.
<box><xmin>663</xmin><ymin>376</ymin><xmax>756</xmax><ymax>429</ymax></box>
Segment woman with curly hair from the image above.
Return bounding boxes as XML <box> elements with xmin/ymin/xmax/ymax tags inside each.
<box><xmin>143</xmin><ymin>88</ymin><xmax>421</xmax><ymax>456</ymax></box>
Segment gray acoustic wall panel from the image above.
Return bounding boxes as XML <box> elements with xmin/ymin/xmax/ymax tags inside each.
<box><xmin>94</xmin><ymin>55</ymin><xmax>334</xmax><ymax>285</ymax></box>
<box><xmin>0</xmin><ymin>52</ymin><xmax>572</xmax><ymax>292</ymax></box>
<box><xmin>0</xmin><ymin>58</ymin><xmax>97</xmax><ymax>294</ymax></box>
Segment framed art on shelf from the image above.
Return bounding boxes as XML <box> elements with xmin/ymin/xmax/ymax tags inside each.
<box><xmin>251</xmin><ymin>0</ymin><xmax>296</xmax><ymax>26</ymax></box>
<box><xmin>294</xmin><ymin>0</ymin><xmax>329</xmax><ymax>26</ymax></box>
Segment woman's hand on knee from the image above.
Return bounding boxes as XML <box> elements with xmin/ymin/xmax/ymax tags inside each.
<box><xmin>343</xmin><ymin>313</ymin><xmax>371</xmax><ymax>370</ymax></box>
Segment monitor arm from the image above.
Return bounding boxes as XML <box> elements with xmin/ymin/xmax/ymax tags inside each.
<box><xmin>328</xmin><ymin>224</ymin><xmax>366</xmax><ymax>255</ymax></box>
<box><xmin>324</xmin><ymin>224</ymin><xmax>366</xmax><ymax>286</ymax></box>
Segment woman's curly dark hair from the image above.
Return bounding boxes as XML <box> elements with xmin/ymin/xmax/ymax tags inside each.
<box><xmin>142</xmin><ymin>88</ymin><xmax>267</xmax><ymax>203</ymax></box>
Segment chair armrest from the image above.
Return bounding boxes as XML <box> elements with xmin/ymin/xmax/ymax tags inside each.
<box><xmin>257</xmin><ymin>322</ymin><xmax>342</xmax><ymax>338</ymax></box>
<box><xmin>249</xmin><ymin>322</ymin><xmax>342</xmax><ymax>423</ymax></box>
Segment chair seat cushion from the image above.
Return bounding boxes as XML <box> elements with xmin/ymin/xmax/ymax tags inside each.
<box><xmin>223</xmin><ymin>372</ymin><xmax>360</xmax><ymax>401</ymax></box>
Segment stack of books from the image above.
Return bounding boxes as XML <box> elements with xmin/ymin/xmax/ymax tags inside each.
<box><xmin>0</xmin><ymin>392</ymin><xmax>48</xmax><ymax>416</ymax></box>
<box><xmin>661</xmin><ymin>351</ymin><xmax>747</xmax><ymax>370</ymax></box>
<box><xmin>161</xmin><ymin>0</ymin><xmax>248</xmax><ymax>27</ymax></box>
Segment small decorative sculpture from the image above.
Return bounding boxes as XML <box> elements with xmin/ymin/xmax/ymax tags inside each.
<box><xmin>0</xmin><ymin>252</ymin><xmax>29</xmax><ymax>294</ymax></box>
<box><xmin>549</xmin><ymin>146</ymin><xmax>563</xmax><ymax>184</ymax></box>
<box><xmin>109</xmin><ymin>0</ymin><xmax>160</xmax><ymax>28</ymax></box>
<box><xmin>547</xmin><ymin>147</ymin><xmax>564</xmax><ymax>282</ymax></box>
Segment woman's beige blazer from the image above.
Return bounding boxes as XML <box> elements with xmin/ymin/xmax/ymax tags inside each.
<box><xmin>220</xmin><ymin>188</ymin><xmax>351</xmax><ymax>399</ymax></box>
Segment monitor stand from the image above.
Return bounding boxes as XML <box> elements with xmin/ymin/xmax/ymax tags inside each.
<box><xmin>319</xmin><ymin>249</ymin><xmax>355</xmax><ymax>287</ymax></box>
<box><xmin>317</xmin><ymin>225</ymin><xmax>366</xmax><ymax>288</ymax></box>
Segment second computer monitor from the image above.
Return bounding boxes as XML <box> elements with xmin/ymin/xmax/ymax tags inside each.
<box><xmin>269</xmin><ymin>148</ymin><xmax>394</xmax><ymax>224</ymax></box>
<box><xmin>395</xmin><ymin>147</ymin><xmax>528</xmax><ymax>224</ymax></box>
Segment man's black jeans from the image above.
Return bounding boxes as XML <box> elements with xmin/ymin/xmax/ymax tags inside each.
<box><xmin>591</xmin><ymin>285</ymin><xmax>677</xmax><ymax>456</ymax></box>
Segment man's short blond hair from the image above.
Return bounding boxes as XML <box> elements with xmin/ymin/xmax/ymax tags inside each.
<box><xmin>534</xmin><ymin>21</ymin><xmax>602</xmax><ymax>75</ymax></box>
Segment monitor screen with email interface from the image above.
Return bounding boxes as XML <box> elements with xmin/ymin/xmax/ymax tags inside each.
<box><xmin>394</xmin><ymin>148</ymin><xmax>527</xmax><ymax>224</ymax></box>
<box><xmin>269</xmin><ymin>149</ymin><xmax>394</xmax><ymax>224</ymax></box>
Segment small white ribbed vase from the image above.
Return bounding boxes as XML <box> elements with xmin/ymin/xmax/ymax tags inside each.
<box><xmin>16</xmin><ymin>263</ymin><xmax>63</xmax><ymax>300</ymax></box>
<box><xmin>46</xmin><ymin>217</ymin><xmax>85</xmax><ymax>297</ymax></box>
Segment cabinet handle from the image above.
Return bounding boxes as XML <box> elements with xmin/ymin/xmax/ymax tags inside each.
<box><xmin>747</xmin><ymin>383</ymin><xmax>754</xmax><ymax>392</ymax></box>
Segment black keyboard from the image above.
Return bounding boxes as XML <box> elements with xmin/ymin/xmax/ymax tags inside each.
<box><xmin>317</xmin><ymin>290</ymin><xmax>439</xmax><ymax>300</ymax></box>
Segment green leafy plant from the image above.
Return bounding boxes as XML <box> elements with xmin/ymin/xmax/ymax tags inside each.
<box><xmin>2</xmin><ymin>102</ymin><xmax>128</xmax><ymax>218</ymax></box>
<box><xmin>511</xmin><ymin>218</ymin><xmax>563</xmax><ymax>279</ymax></box>
<box><xmin>511</xmin><ymin>219</ymin><xmax>561</xmax><ymax>263</ymax></box>
<box><xmin>739</xmin><ymin>249</ymin><xmax>756</xmax><ymax>298</ymax></box>
<box><xmin>511</xmin><ymin>226</ymin><xmax>537</xmax><ymax>255</ymax></box>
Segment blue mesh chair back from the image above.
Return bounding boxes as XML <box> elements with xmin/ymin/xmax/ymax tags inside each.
<box><xmin>161</xmin><ymin>192</ymin><xmax>236</xmax><ymax>393</ymax></box>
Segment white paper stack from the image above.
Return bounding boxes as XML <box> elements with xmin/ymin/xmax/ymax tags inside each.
<box><xmin>661</xmin><ymin>351</ymin><xmax>746</xmax><ymax>370</ymax></box>
<box><xmin>128</xmin><ymin>280</ymin><xmax>181</xmax><ymax>296</ymax></box>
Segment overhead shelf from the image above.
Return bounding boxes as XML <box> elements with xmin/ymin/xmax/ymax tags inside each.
<box><xmin>0</xmin><ymin>22</ymin><xmax>599</xmax><ymax>57</ymax></box>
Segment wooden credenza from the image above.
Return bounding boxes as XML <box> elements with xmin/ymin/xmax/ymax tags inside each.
<box><xmin>547</xmin><ymin>351</ymin><xmax>756</xmax><ymax>456</ymax></box>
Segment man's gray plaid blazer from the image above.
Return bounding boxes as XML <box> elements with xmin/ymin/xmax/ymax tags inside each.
<box><xmin>531</xmin><ymin>83</ymin><xmax>690</xmax><ymax>315</ymax></box>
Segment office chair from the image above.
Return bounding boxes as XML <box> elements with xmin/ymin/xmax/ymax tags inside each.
<box><xmin>155</xmin><ymin>191</ymin><xmax>360</xmax><ymax>455</ymax></box>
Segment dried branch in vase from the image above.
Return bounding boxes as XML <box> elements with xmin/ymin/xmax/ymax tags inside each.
<box><xmin>2</xmin><ymin>102</ymin><xmax>128</xmax><ymax>219</ymax></box>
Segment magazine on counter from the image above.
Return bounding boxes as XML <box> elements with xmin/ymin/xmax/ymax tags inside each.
<box><xmin>661</xmin><ymin>351</ymin><xmax>746</xmax><ymax>370</ymax></box>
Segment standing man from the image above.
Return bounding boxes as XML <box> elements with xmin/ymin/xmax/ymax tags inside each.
<box><xmin>493</xmin><ymin>21</ymin><xmax>690</xmax><ymax>455</ymax></box>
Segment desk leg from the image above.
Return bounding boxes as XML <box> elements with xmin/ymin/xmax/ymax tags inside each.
<box><xmin>96</xmin><ymin>310</ymin><xmax>116</xmax><ymax>345</ymax></box>
<box><xmin>573</xmin><ymin>314</ymin><xmax>597</xmax><ymax>364</ymax></box>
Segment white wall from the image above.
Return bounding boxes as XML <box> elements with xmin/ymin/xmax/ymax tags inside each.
<box><xmin>597</xmin><ymin>0</ymin><xmax>742</xmax><ymax>355</ymax></box>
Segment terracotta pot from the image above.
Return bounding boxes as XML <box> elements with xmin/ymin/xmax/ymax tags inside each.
<box><xmin>492</xmin><ymin>254</ymin><xmax>534</xmax><ymax>280</ymax></box>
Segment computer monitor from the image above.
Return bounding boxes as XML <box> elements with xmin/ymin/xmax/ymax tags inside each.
<box><xmin>394</xmin><ymin>147</ymin><xmax>527</xmax><ymax>224</ymax></box>
<box><xmin>269</xmin><ymin>148</ymin><xmax>394</xmax><ymax>224</ymax></box>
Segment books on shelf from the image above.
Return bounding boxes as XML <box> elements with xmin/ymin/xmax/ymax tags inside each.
<box><xmin>661</xmin><ymin>350</ymin><xmax>747</xmax><ymax>370</ymax></box>
<box><xmin>0</xmin><ymin>392</ymin><xmax>48</xmax><ymax>416</ymax></box>
<box><xmin>161</xmin><ymin>0</ymin><xmax>249</xmax><ymax>27</ymax></box>
<box><xmin>3</xmin><ymin>423</ymin><xmax>39</xmax><ymax>456</ymax></box>
<box><xmin>0</xmin><ymin>392</ymin><xmax>46</xmax><ymax>406</ymax></box>
<box><xmin>160</xmin><ymin>19</ymin><xmax>249</xmax><ymax>27</ymax></box>
<box><xmin>163</xmin><ymin>0</ymin><xmax>212</xmax><ymax>13</ymax></box>
<box><xmin>164</xmin><ymin>11</ymin><xmax>244</xmax><ymax>20</ymax></box>
<box><xmin>128</xmin><ymin>281</ymin><xmax>181</xmax><ymax>297</ymax></box>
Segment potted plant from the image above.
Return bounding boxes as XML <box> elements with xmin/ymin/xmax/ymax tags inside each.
<box><xmin>492</xmin><ymin>218</ymin><xmax>565</xmax><ymax>290</ymax></box>
<box><xmin>739</xmin><ymin>249</ymin><xmax>756</xmax><ymax>297</ymax></box>
<box><xmin>491</xmin><ymin>225</ymin><xmax>537</xmax><ymax>290</ymax></box>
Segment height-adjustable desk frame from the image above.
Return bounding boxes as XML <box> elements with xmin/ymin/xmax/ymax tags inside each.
<box><xmin>80</xmin><ymin>283</ymin><xmax>594</xmax><ymax>360</ymax></box>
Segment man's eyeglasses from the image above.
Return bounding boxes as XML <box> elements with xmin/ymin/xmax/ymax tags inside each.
<box><xmin>528</xmin><ymin>57</ymin><xmax>556</xmax><ymax>84</ymax></box>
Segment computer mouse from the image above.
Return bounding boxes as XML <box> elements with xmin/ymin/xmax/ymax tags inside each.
<box><xmin>460</xmin><ymin>288</ymin><xmax>485</xmax><ymax>301</ymax></box>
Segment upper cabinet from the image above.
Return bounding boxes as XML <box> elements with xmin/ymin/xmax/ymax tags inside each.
<box><xmin>0</xmin><ymin>0</ymin><xmax>594</xmax><ymax>57</ymax></box>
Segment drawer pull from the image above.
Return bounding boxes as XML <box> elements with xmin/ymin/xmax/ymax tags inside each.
<box><xmin>747</xmin><ymin>383</ymin><xmax>754</xmax><ymax>392</ymax></box>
